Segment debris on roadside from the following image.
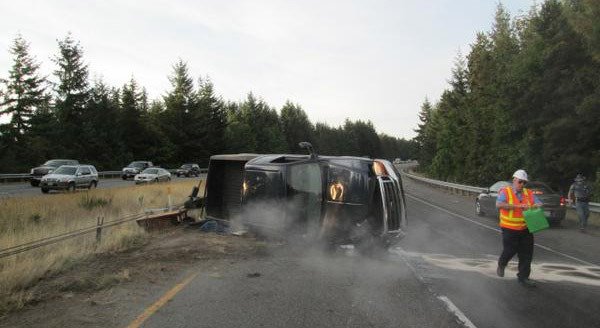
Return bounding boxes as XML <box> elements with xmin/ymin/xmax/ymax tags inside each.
<box><xmin>246</xmin><ymin>272</ymin><xmax>261</xmax><ymax>278</ymax></box>
<box><xmin>136</xmin><ymin>207</ymin><xmax>188</xmax><ymax>231</ymax></box>
<box><xmin>199</xmin><ymin>219</ymin><xmax>230</xmax><ymax>233</ymax></box>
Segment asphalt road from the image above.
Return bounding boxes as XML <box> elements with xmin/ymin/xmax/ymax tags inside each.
<box><xmin>0</xmin><ymin>174</ymin><xmax>206</xmax><ymax>198</ymax></box>
<box><xmin>126</xmin><ymin>178</ymin><xmax>600</xmax><ymax>328</ymax></box>
<box><xmin>2</xmin><ymin>176</ymin><xmax>598</xmax><ymax>328</ymax></box>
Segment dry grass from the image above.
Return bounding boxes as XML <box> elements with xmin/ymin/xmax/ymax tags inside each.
<box><xmin>0</xmin><ymin>179</ymin><xmax>201</xmax><ymax>314</ymax></box>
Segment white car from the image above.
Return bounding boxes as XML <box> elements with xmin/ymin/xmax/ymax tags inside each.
<box><xmin>134</xmin><ymin>168</ymin><xmax>171</xmax><ymax>184</ymax></box>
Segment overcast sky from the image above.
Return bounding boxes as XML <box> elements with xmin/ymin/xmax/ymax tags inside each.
<box><xmin>0</xmin><ymin>0</ymin><xmax>534</xmax><ymax>139</ymax></box>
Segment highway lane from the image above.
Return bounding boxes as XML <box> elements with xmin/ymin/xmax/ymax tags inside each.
<box><xmin>123</xmin><ymin>178</ymin><xmax>600</xmax><ymax>328</ymax></box>
<box><xmin>0</xmin><ymin>174</ymin><xmax>206</xmax><ymax>198</ymax></box>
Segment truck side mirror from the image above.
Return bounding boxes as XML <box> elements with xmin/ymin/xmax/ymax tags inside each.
<box><xmin>299</xmin><ymin>141</ymin><xmax>317</xmax><ymax>159</ymax></box>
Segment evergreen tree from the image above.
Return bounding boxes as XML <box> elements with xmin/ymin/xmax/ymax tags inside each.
<box><xmin>52</xmin><ymin>34</ymin><xmax>90</xmax><ymax>156</ymax></box>
<box><xmin>280</xmin><ymin>101</ymin><xmax>314</xmax><ymax>153</ymax></box>
<box><xmin>78</xmin><ymin>80</ymin><xmax>124</xmax><ymax>169</ymax></box>
<box><xmin>162</xmin><ymin>60</ymin><xmax>211</xmax><ymax>164</ymax></box>
<box><xmin>0</xmin><ymin>35</ymin><xmax>48</xmax><ymax>141</ymax></box>
<box><xmin>342</xmin><ymin>119</ymin><xmax>382</xmax><ymax>158</ymax></box>
<box><xmin>414</xmin><ymin>98</ymin><xmax>435</xmax><ymax>167</ymax></box>
<box><xmin>198</xmin><ymin>77</ymin><xmax>227</xmax><ymax>161</ymax></box>
<box><xmin>224</xmin><ymin>101</ymin><xmax>256</xmax><ymax>153</ymax></box>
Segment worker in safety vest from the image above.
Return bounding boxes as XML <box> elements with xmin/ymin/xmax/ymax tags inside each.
<box><xmin>496</xmin><ymin>169</ymin><xmax>542</xmax><ymax>287</ymax></box>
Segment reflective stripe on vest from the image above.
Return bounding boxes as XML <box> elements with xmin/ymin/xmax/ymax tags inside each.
<box><xmin>499</xmin><ymin>187</ymin><xmax>534</xmax><ymax>230</ymax></box>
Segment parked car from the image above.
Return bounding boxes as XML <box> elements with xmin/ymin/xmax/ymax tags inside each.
<box><xmin>122</xmin><ymin>161</ymin><xmax>153</xmax><ymax>180</ymax></box>
<box><xmin>175</xmin><ymin>163</ymin><xmax>201</xmax><ymax>177</ymax></box>
<box><xmin>475</xmin><ymin>181</ymin><xmax>566</xmax><ymax>224</ymax></box>
<box><xmin>134</xmin><ymin>168</ymin><xmax>171</xmax><ymax>184</ymax></box>
<box><xmin>200</xmin><ymin>142</ymin><xmax>407</xmax><ymax>250</ymax></box>
<box><xmin>40</xmin><ymin>165</ymin><xmax>98</xmax><ymax>193</ymax></box>
<box><xmin>30</xmin><ymin>159</ymin><xmax>79</xmax><ymax>187</ymax></box>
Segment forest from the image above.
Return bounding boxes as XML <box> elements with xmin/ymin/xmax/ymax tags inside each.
<box><xmin>0</xmin><ymin>35</ymin><xmax>416</xmax><ymax>173</ymax></box>
<box><xmin>414</xmin><ymin>0</ymin><xmax>599</xmax><ymax>195</ymax></box>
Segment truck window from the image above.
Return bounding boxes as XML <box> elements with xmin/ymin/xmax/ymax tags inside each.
<box><xmin>244</xmin><ymin>171</ymin><xmax>281</xmax><ymax>201</ymax></box>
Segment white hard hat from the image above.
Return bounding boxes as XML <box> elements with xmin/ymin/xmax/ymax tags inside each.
<box><xmin>512</xmin><ymin>169</ymin><xmax>528</xmax><ymax>181</ymax></box>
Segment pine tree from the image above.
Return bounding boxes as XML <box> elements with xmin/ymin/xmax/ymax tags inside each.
<box><xmin>198</xmin><ymin>77</ymin><xmax>227</xmax><ymax>160</ymax></box>
<box><xmin>52</xmin><ymin>34</ymin><xmax>90</xmax><ymax>156</ymax></box>
<box><xmin>0</xmin><ymin>35</ymin><xmax>48</xmax><ymax>140</ymax></box>
<box><xmin>414</xmin><ymin>98</ymin><xmax>436</xmax><ymax>167</ymax></box>
<box><xmin>280</xmin><ymin>101</ymin><xmax>314</xmax><ymax>153</ymax></box>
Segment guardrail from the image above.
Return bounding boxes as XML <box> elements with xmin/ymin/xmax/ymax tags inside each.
<box><xmin>0</xmin><ymin>168</ymin><xmax>208</xmax><ymax>183</ymax></box>
<box><xmin>400</xmin><ymin>169</ymin><xmax>600</xmax><ymax>213</ymax></box>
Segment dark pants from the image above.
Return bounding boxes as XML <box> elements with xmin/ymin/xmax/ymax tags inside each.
<box><xmin>498</xmin><ymin>227</ymin><xmax>534</xmax><ymax>280</ymax></box>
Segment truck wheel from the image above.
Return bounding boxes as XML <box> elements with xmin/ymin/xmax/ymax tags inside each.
<box><xmin>41</xmin><ymin>187</ymin><xmax>49</xmax><ymax>194</ymax></box>
<box><xmin>89</xmin><ymin>181</ymin><xmax>97</xmax><ymax>189</ymax></box>
<box><xmin>31</xmin><ymin>180</ymin><xmax>40</xmax><ymax>187</ymax></box>
<box><xmin>68</xmin><ymin>182</ymin><xmax>76</xmax><ymax>192</ymax></box>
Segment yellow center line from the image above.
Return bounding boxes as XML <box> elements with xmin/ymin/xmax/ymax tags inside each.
<box><xmin>125</xmin><ymin>272</ymin><xmax>199</xmax><ymax>328</ymax></box>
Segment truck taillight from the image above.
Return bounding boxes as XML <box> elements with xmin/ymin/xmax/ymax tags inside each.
<box><xmin>329</xmin><ymin>182</ymin><xmax>344</xmax><ymax>201</ymax></box>
<box><xmin>560</xmin><ymin>196</ymin><xmax>565</xmax><ymax>206</ymax></box>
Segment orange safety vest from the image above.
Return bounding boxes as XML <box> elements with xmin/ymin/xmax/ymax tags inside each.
<box><xmin>498</xmin><ymin>186</ymin><xmax>535</xmax><ymax>230</ymax></box>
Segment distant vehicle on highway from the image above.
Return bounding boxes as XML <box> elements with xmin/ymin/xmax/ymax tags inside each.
<box><xmin>122</xmin><ymin>161</ymin><xmax>153</xmax><ymax>180</ymax></box>
<box><xmin>476</xmin><ymin>181</ymin><xmax>566</xmax><ymax>224</ymax></box>
<box><xmin>175</xmin><ymin>163</ymin><xmax>201</xmax><ymax>177</ymax></box>
<box><xmin>40</xmin><ymin>165</ymin><xmax>98</xmax><ymax>193</ymax></box>
<box><xmin>134</xmin><ymin>168</ymin><xmax>171</xmax><ymax>184</ymax></box>
<box><xmin>30</xmin><ymin>159</ymin><xmax>80</xmax><ymax>187</ymax></box>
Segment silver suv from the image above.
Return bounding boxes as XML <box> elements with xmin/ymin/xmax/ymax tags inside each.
<box><xmin>40</xmin><ymin>165</ymin><xmax>99</xmax><ymax>193</ymax></box>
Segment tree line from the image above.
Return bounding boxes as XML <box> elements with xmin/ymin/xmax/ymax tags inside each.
<box><xmin>0</xmin><ymin>34</ymin><xmax>417</xmax><ymax>173</ymax></box>
<box><xmin>415</xmin><ymin>0</ymin><xmax>599</xmax><ymax>195</ymax></box>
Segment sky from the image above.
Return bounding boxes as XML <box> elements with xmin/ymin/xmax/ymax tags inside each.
<box><xmin>0</xmin><ymin>0</ymin><xmax>535</xmax><ymax>139</ymax></box>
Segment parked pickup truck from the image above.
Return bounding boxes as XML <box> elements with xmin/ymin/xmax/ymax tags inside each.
<box><xmin>199</xmin><ymin>142</ymin><xmax>407</xmax><ymax>251</ymax></box>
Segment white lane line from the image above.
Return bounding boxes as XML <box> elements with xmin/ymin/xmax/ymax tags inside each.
<box><xmin>437</xmin><ymin>296</ymin><xmax>478</xmax><ymax>328</ymax></box>
<box><xmin>392</xmin><ymin>247</ymin><xmax>478</xmax><ymax>328</ymax></box>
<box><xmin>406</xmin><ymin>193</ymin><xmax>596</xmax><ymax>266</ymax></box>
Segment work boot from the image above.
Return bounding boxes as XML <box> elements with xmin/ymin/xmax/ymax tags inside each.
<box><xmin>518</xmin><ymin>278</ymin><xmax>537</xmax><ymax>288</ymax></box>
<box><xmin>496</xmin><ymin>264</ymin><xmax>505</xmax><ymax>277</ymax></box>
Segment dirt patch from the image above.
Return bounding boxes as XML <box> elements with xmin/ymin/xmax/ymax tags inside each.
<box><xmin>0</xmin><ymin>227</ymin><xmax>265</xmax><ymax>327</ymax></box>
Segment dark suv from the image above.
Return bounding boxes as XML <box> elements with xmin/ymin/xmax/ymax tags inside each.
<box><xmin>175</xmin><ymin>163</ymin><xmax>201</xmax><ymax>177</ymax></box>
<box><xmin>122</xmin><ymin>161</ymin><xmax>153</xmax><ymax>180</ymax></box>
<box><xmin>30</xmin><ymin>159</ymin><xmax>79</xmax><ymax>187</ymax></box>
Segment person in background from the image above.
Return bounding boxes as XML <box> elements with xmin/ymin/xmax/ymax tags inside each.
<box><xmin>496</xmin><ymin>169</ymin><xmax>542</xmax><ymax>287</ymax></box>
<box><xmin>568</xmin><ymin>174</ymin><xmax>593</xmax><ymax>232</ymax></box>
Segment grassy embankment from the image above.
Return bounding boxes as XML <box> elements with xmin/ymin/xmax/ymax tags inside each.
<box><xmin>0</xmin><ymin>179</ymin><xmax>201</xmax><ymax>313</ymax></box>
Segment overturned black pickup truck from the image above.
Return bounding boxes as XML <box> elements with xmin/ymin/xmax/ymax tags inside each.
<box><xmin>198</xmin><ymin>142</ymin><xmax>407</xmax><ymax>249</ymax></box>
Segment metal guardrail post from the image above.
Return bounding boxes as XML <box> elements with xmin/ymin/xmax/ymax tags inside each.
<box><xmin>96</xmin><ymin>216</ymin><xmax>105</xmax><ymax>244</ymax></box>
